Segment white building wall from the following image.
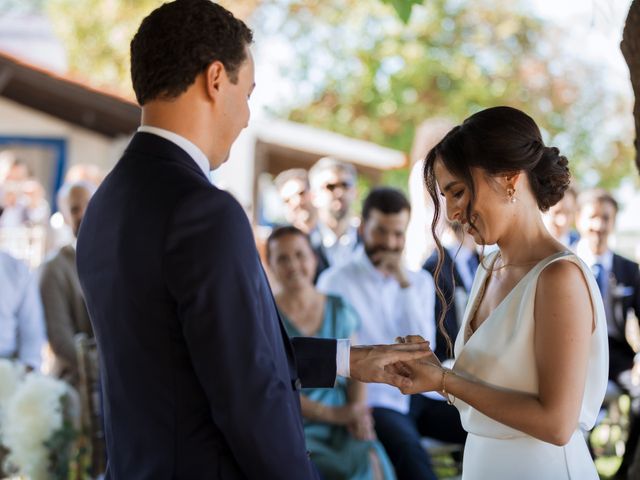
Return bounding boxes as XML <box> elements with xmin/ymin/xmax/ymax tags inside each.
<box><xmin>212</xmin><ymin>125</ymin><xmax>256</xmax><ymax>215</ymax></box>
<box><xmin>0</xmin><ymin>97</ymin><xmax>127</xmax><ymax>176</ymax></box>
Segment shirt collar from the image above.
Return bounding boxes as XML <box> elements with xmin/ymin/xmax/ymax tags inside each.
<box><xmin>317</xmin><ymin>220</ymin><xmax>358</xmax><ymax>247</ymax></box>
<box><xmin>576</xmin><ymin>239</ymin><xmax>613</xmax><ymax>271</ymax></box>
<box><xmin>354</xmin><ymin>245</ymin><xmax>391</xmax><ymax>282</ymax></box>
<box><xmin>137</xmin><ymin>126</ymin><xmax>210</xmax><ymax>179</ymax></box>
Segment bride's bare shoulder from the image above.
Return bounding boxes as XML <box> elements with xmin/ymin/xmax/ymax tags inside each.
<box><xmin>536</xmin><ymin>257</ymin><xmax>593</xmax><ymax>317</ymax></box>
<box><xmin>538</xmin><ymin>255</ymin><xmax>585</xmax><ymax>285</ymax></box>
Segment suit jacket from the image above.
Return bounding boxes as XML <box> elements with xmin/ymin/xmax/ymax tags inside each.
<box><xmin>606</xmin><ymin>253</ymin><xmax>640</xmax><ymax>382</ymax></box>
<box><xmin>40</xmin><ymin>245</ymin><xmax>93</xmax><ymax>385</ymax></box>
<box><xmin>76</xmin><ymin>132</ymin><xmax>337</xmax><ymax>479</ymax></box>
<box><xmin>423</xmin><ymin>248</ymin><xmax>475</xmax><ymax>361</ymax></box>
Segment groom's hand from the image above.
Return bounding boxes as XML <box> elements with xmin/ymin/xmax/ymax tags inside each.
<box><xmin>349</xmin><ymin>342</ymin><xmax>432</xmax><ymax>389</ymax></box>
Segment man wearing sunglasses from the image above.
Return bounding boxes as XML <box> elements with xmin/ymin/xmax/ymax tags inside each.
<box><xmin>309</xmin><ymin>157</ymin><xmax>360</xmax><ymax>267</ymax></box>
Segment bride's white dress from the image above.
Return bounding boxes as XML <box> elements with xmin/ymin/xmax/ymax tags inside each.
<box><xmin>453</xmin><ymin>251</ymin><xmax>608</xmax><ymax>480</ymax></box>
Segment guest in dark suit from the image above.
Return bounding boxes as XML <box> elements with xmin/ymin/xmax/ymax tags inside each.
<box><xmin>575</xmin><ymin>189</ymin><xmax>640</xmax><ymax>386</ymax></box>
<box><xmin>40</xmin><ymin>181</ymin><xmax>95</xmax><ymax>386</ymax></box>
<box><xmin>76</xmin><ymin>2</ymin><xmax>428</xmax><ymax>479</ymax></box>
<box><xmin>423</xmin><ymin>220</ymin><xmax>479</xmax><ymax>361</ymax></box>
<box><xmin>575</xmin><ymin>189</ymin><xmax>640</xmax><ymax>480</ymax></box>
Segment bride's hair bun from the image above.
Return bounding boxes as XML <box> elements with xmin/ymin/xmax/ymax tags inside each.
<box><xmin>528</xmin><ymin>146</ymin><xmax>570</xmax><ymax>212</ymax></box>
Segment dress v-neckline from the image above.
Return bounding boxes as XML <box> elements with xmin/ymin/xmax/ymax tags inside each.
<box><xmin>463</xmin><ymin>250</ymin><xmax>570</xmax><ymax>345</ymax></box>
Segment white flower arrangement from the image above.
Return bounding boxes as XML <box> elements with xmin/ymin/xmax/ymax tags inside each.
<box><xmin>0</xmin><ymin>360</ymin><xmax>78</xmax><ymax>480</ymax></box>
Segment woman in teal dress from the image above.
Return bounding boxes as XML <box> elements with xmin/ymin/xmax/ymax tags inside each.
<box><xmin>266</xmin><ymin>225</ymin><xmax>396</xmax><ymax>480</ymax></box>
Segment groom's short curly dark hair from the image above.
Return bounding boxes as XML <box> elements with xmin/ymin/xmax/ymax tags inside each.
<box><xmin>130</xmin><ymin>0</ymin><xmax>253</xmax><ymax>106</ymax></box>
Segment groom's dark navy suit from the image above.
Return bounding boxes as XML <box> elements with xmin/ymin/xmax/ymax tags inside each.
<box><xmin>77</xmin><ymin>132</ymin><xmax>337</xmax><ymax>479</ymax></box>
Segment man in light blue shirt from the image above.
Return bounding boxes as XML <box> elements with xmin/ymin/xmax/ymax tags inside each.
<box><xmin>0</xmin><ymin>248</ymin><xmax>46</xmax><ymax>370</ymax></box>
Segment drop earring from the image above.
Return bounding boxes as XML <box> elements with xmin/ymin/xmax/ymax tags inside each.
<box><xmin>506</xmin><ymin>185</ymin><xmax>516</xmax><ymax>203</ymax></box>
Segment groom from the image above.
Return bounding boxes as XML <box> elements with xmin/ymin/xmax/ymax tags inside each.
<box><xmin>76</xmin><ymin>1</ymin><xmax>429</xmax><ymax>479</ymax></box>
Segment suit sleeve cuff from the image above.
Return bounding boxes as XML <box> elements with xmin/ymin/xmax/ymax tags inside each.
<box><xmin>336</xmin><ymin>338</ymin><xmax>351</xmax><ymax>378</ymax></box>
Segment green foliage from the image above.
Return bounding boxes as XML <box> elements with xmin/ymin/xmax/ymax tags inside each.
<box><xmin>45</xmin><ymin>420</ymin><xmax>76</xmax><ymax>479</ymax></box>
<box><xmin>256</xmin><ymin>0</ymin><xmax>635</xmax><ymax>189</ymax></box>
<box><xmin>38</xmin><ymin>0</ymin><xmax>636</xmax><ymax>188</ymax></box>
<box><xmin>45</xmin><ymin>0</ymin><xmax>164</xmax><ymax>96</ymax></box>
<box><xmin>43</xmin><ymin>0</ymin><xmax>256</xmax><ymax>97</ymax></box>
<box><xmin>43</xmin><ymin>393</ymin><xmax>82</xmax><ymax>480</ymax></box>
<box><xmin>380</xmin><ymin>0</ymin><xmax>422</xmax><ymax>23</ymax></box>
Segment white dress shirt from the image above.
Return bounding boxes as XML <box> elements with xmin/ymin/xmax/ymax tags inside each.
<box><xmin>136</xmin><ymin>126</ymin><xmax>351</xmax><ymax>377</ymax></box>
<box><xmin>576</xmin><ymin>240</ymin><xmax>613</xmax><ymax>296</ymax></box>
<box><xmin>576</xmin><ymin>241</ymin><xmax>613</xmax><ymax>273</ymax></box>
<box><xmin>318</xmin><ymin>246</ymin><xmax>437</xmax><ymax>413</ymax></box>
<box><xmin>576</xmin><ymin>240</ymin><xmax>616</xmax><ymax>336</ymax></box>
<box><xmin>0</xmin><ymin>251</ymin><xmax>46</xmax><ymax>369</ymax></box>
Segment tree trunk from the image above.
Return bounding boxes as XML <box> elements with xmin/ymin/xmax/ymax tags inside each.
<box><xmin>622</xmin><ymin>0</ymin><xmax>640</xmax><ymax>175</ymax></box>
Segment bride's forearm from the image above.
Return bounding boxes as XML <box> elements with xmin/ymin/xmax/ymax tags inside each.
<box><xmin>444</xmin><ymin>370</ymin><xmax>578</xmax><ymax>446</ymax></box>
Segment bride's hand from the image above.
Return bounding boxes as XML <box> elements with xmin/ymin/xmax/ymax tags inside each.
<box><xmin>384</xmin><ymin>335</ymin><xmax>443</xmax><ymax>394</ymax></box>
<box><xmin>396</xmin><ymin>361</ymin><xmax>446</xmax><ymax>395</ymax></box>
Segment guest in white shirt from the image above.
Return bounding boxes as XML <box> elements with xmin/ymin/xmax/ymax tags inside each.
<box><xmin>309</xmin><ymin>157</ymin><xmax>360</xmax><ymax>267</ymax></box>
<box><xmin>318</xmin><ymin>187</ymin><xmax>466</xmax><ymax>480</ymax></box>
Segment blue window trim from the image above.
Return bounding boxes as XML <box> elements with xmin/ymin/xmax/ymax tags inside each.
<box><xmin>0</xmin><ymin>136</ymin><xmax>67</xmax><ymax>210</ymax></box>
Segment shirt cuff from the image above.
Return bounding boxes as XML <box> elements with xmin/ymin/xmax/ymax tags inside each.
<box><xmin>336</xmin><ymin>338</ymin><xmax>351</xmax><ymax>378</ymax></box>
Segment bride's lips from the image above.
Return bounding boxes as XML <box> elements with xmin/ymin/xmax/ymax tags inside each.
<box><xmin>463</xmin><ymin>215</ymin><xmax>480</xmax><ymax>235</ymax></box>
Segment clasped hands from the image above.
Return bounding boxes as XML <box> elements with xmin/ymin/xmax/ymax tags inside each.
<box><xmin>349</xmin><ymin>335</ymin><xmax>444</xmax><ymax>394</ymax></box>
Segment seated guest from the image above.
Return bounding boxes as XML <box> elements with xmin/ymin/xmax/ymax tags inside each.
<box><xmin>423</xmin><ymin>220</ymin><xmax>479</xmax><ymax>361</ymax></box>
<box><xmin>318</xmin><ymin>187</ymin><xmax>466</xmax><ymax>480</ymax></box>
<box><xmin>40</xmin><ymin>181</ymin><xmax>95</xmax><ymax>385</ymax></box>
<box><xmin>274</xmin><ymin>168</ymin><xmax>329</xmax><ymax>280</ymax></box>
<box><xmin>267</xmin><ymin>225</ymin><xmax>395</xmax><ymax>480</ymax></box>
<box><xmin>543</xmin><ymin>185</ymin><xmax>579</xmax><ymax>249</ymax></box>
<box><xmin>0</xmin><ymin>196</ymin><xmax>46</xmax><ymax>369</ymax></box>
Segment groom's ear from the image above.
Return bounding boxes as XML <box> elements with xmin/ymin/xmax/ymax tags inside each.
<box><xmin>204</xmin><ymin>61</ymin><xmax>225</xmax><ymax>101</ymax></box>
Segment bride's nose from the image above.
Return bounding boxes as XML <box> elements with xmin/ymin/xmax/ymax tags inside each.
<box><xmin>446</xmin><ymin>202</ymin><xmax>461</xmax><ymax>223</ymax></box>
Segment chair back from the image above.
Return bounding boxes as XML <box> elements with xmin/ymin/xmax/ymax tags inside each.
<box><xmin>75</xmin><ymin>332</ymin><xmax>106</xmax><ymax>476</ymax></box>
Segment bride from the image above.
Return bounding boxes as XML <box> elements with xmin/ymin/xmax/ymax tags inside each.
<box><xmin>398</xmin><ymin>106</ymin><xmax>608</xmax><ymax>479</ymax></box>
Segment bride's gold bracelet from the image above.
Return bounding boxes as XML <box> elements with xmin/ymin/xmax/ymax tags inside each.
<box><xmin>441</xmin><ymin>369</ymin><xmax>456</xmax><ymax>406</ymax></box>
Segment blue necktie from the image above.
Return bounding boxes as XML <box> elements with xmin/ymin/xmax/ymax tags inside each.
<box><xmin>591</xmin><ymin>263</ymin><xmax>606</xmax><ymax>296</ymax></box>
